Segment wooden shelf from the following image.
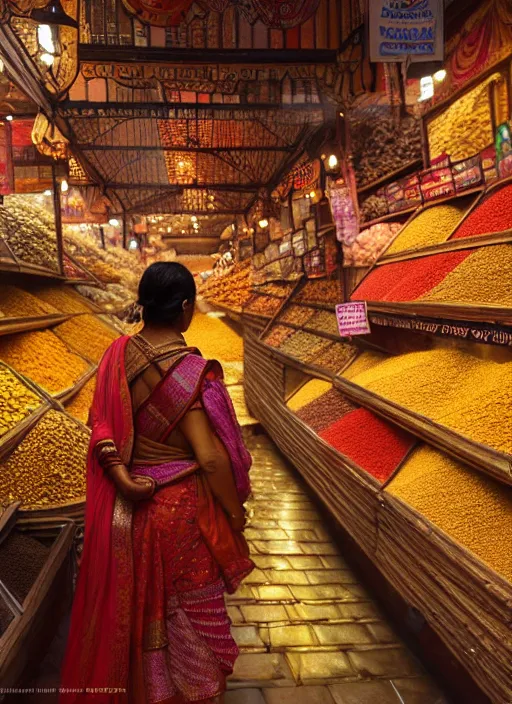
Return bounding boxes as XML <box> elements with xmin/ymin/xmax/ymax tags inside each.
<box><xmin>0</xmin><ymin>313</ymin><xmax>74</xmax><ymax>338</ymax></box>
<box><xmin>57</xmin><ymin>365</ymin><xmax>97</xmax><ymax>405</ymax></box>
<box><xmin>357</xmin><ymin>159</ymin><xmax>423</xmax><ymax>196</ymax></box>
<box><xmin>359</xmin><ymin>207</ymin><xmax>417</xmax><ymax>231</ymax></box>
<box><xmin>377</xmin><ymin>228</ymin><xmax>512</xmax><ymax>265</ymax></box>
<box><xmin>332</xmin><ymin>375</ymin><xmax>512</xmax><ymax>487</ymax></box>
<box><xmin>367</xmin><ymin>300</ymin><xmax>512</xmax><ymax>326</ymax></box>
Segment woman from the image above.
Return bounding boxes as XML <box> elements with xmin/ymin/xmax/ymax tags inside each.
<box><xmin>61</xmin><ymin>263</ymin><xmax>254</xmax><ymax>704</ymax></box>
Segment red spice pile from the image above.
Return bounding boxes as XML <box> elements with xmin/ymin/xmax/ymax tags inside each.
<box><xmin>451</xmin><ymin>184</ymin><xmax>512</xmax><ymax>240</ymax></box>
<box><xmin>352</xmin><ymin>249</ymin><xmax>472</xmax><ymax>302</ymax></box>
<box><xmin>319</xmin><ymin>408</ymin><xmax>415</xmax><ymax>483</ymax></box>
<box><xmin>295</xmin><ymin>389</ymin><xmax>356</xmax><ymax>434</ymax></box>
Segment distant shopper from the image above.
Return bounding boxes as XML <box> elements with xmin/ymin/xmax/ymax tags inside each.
<box><xmin>61</xmin><ymin>262</ymin><xmax>253</xmax><ymax>704</ymax></box>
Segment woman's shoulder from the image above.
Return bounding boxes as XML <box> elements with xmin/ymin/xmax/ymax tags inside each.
<box><xmin>179</xmin><ymin>351</ymin><xmax>223</xmax><ymax>381</ymax></box>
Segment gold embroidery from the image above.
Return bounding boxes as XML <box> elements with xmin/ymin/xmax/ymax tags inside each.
<box><xmin>143</xmin><ymin>619</ymin><xmax>169</xmax><ymax>651</ymax></box>
<box><xmin>111</xmin><ymin>494</ymin><xmax>134</xmax><ymax>684</ymax></box>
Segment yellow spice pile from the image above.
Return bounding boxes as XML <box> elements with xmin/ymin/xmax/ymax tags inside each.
<box><xmin>31</xmin><ymin>286</ymin><xmax>93</xmax><ymax>314</ymax></box>
<box><xmin>185</xmin><ymin>312</ymin><xmax>244</xmax><ymax>363</ymax></box>
<box><xmin>0</xmin><ymin>285</ymin><xmax>59</xmax><ymax>319</ymax></box>
<box><xmin>350</xmin><ymin>347</ymin><xmax>512</xmax><ymax>454</ymax></box>
<box><xmin>0</xmin><ymin>409</ymin><xmax>88</xmax><ymax>508</ymax></box>
<box><xmin>66</xmin><ymin>375</ymin><xmax>97</xmax><ymax>424</ymax></box>
<box><xmin>341</xmin><ymin>350</ymin><xmax>389</xmax><ymax>381</ymax></box>
<box><xmin>0</xmin><ymin>367</ymin><xmax>41</xmax><ymax>437</ymax></box>
<box><xmin>385</xmin><ymin>202</ymin><xmax>470</xmax><ymax>256</ymax></box>
<box><xmin>420</xmin><ymin>244</ymin><xmax>512</xmax><ymax>306</ymax></box>
<box><xmin>388</xmin><ymin>445</ymin><xmax>512</xmax><ymax>582</ymax></box>
<box><xmin>55</xmin><ymin>315</ymin><xmax>119</xmax><ymax>364</ymax></box>
<box><xmin>287</xmin><ymin>380</ymin><xmax>332</xmax><ymax>412</ymax></box>
<box><xmin>0</xmin><ymin>330</ymin><xmax>90</xmax><ymax>395</ymax></box>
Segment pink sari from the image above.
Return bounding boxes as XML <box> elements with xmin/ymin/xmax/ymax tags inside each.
<box><xmin>60</xmin><ymin>336</ymin><xmax>253</xmax><ymax>704</ymax></box>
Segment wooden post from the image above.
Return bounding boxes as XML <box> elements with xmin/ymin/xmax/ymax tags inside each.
<box><xmin>99</xmin><ymin>225</ymin><xmax>106</xmax><ymax>250</ymax></box>
<box><xmin>122</xmin><ymin>212</ymin><xmax>128</xmax><ymax>249</ymax></box>
<box><xmin>52</xmin><ymin>164</ymin><xmax>64</xmax><ymax>277</ymax></box>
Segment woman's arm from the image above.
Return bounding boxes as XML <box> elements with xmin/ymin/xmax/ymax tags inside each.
<box><xmin>95</xmin><ymin>442</ymin><xmax>154</xmax><ymax>501</ymax></box>
<box><xmin>179</xmin><ymin>409</ymin><xmax>245</xmax><ymax>531</ymax></box>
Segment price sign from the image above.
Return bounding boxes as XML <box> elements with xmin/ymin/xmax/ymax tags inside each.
<box><xmin>336</xmin><ymin>301</ymin><xmax>371</xmax><ymax>337</ymax></box>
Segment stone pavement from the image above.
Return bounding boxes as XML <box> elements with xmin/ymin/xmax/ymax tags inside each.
<box><xmin>226</xmin><ymin>432</ymin><xmax>449</xmax><ymax>704</ymax></box>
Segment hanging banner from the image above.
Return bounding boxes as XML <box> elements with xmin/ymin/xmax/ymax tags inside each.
<box><xmin>369</xmin><ymin>0</ymin><xmax>444</xmax><ymax>63</ymax></box>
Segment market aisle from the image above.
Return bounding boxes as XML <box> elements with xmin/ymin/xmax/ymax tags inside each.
<box><xmin>191</xmin><ymin>313</ymin><xmax>450</xmax><ymax>703</ymax></box>
<box><xmin>224</xmin><ymin>430</ymin><xmax>450</xmax><ymax>704</ymax></box>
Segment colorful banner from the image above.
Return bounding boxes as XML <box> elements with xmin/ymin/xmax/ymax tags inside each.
<box><xmin>369</xmin><ymin>0</ymin><xmax>444</xmax><ymax>63</ymax></box>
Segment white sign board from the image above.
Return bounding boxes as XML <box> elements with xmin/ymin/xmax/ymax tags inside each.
<box><xmin>369</xmin><ymin>0</ymin><xmax>444</xmax><ymax>63</ymax></box>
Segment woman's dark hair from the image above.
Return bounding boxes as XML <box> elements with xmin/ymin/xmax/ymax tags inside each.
<box><xmin>137</xmin><ymin>262</ymin><xmax>196</xmax><ymax>324</ymax></box>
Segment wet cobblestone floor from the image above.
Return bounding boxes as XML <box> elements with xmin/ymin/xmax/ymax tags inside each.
<box><xmin>225</xmin><ymin>395</ymin><xmax>449</xmax><ymax>703</ymax></box>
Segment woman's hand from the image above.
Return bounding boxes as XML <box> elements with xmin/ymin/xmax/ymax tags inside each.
<box><xmin>229</xmin><ymin>509</ymin><xmax>246</xmax><ymax>532</ymax></box>
<box><xmin>108</xmin><ymin>464</ymin><xmax>155</xmax><ymax>501</ymax></box>
<box><xmin>121</xmin><ymin>476</ymin><xmax>156</xmax><ymax>502</ymax></box>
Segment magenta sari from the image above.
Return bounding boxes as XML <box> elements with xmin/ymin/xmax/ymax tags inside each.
<box><xmin>60</xmin><ymin>336</ymin><xmax>253</xmax><ymax>704</ymax></box>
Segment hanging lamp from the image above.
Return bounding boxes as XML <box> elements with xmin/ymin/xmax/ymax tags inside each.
<box><xmin>30</xmin><ymin>0</ymin><xmax>78</xmax><ymax>29</ymax></box>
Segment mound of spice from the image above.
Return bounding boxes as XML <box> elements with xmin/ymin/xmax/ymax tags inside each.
<box><xmin>295</xmin><ymin>388</ymin><xmax>356</xmax><ymax>434</ymax></box>
<box><xmin>66</xmin><ymin>375</ymin><xmax>96</xmax><ymax>424</ymax></box>
<box><xmin>185</xmin><ymin>312</ymin><xmax>244</xmax><ymax>363</ymax></box>
<box><xmin>350</xmin><ymin>347</ymin><xmax>512</xmax><ymax>455</ymax></box>
<box><xmin>342</xmin><ymin>350</ymin><xmax>389</xmax><ymax>381</ymax></box>
<box><xmin>31</xmin><ymin>285</ymin><xmax>93</xmax><ymax>314</ymax></box>
<box><xmin>420</xmin><ymin>244</ymin><xmax>512</xmax><ymax>306</ymax></box>
<box><xmin>280</xmin><ymin>330</ymin><xmax>331</xmax><ymax>362</ymax></box>
<box><xmin>244</xmin><ymin>295</ymin><xmax>282</xmax><ymax>317</ymax></box>
<box><xmin>0</xmin><ymin>409</ymin><xmax>88</xmax><ymax>508</ymax></box>
<box><xmin>307</xmin><ymin>309</ymin><xmax>339</xmax><ymax>336</ymax></box>
<box><xmin>0</xmin><ymin>367</ymin><xmax>42</xmax><ymax>438</ymax></box>
<box><xmin>0</xmin><ymin>530</ymin><xmax>50</xmax><ymax>603</ymax></box>
<box><xmin>263</xmin><ymin>325</ymin><xmax>294</xmax><ymax>348</ymax></box>
<box><xmin>312</xmin><ymin>342</ymin><xmax>357</xmax><ymax>374</ymax></box>
<box><xmin>287</xmin><ymin>379</ymin><xmax>332</xmax><ymax>412</ymax></box>
<box><xmin>385</xmin><ymin>201</ymin><xmax>471</xmax><ymax>256</ymax></box>
<box><xmin>0</xmin><ymin>330</ymin><xmax>90</xmax><ymax>395</ymax></box>
<box><xmin>352</xmin><ymin>249</ymin><xmax>472</xmax><ymax>302</ymax></box>
<box><xmin>320</xmin><ymin>408</ymin><xmax>415</xmax><ymax>483</ymax></box>
<box><xmin>350</xmin><ymin>348</ymin><xmax>487</xmax><ymax>420</ymax></box>
<box><xmin>295</xmin><ymin>278</ymin><xmax>342</xmax><ymax>306</ymax></box>
<box><xmin>54</xmin><ymin>315</ymin><xmax>119</xmax><ymax>364</ymax></box>
<box><xmin>451</xmin><ymin>184</ymin><xmax>512</xmax><ymax>239</ymax></box>
<box><xmin>388</xmin><ymin>445</ymin><xmax>512</xmax><ymax>582</ymax></box>
<box><xmin>0</xmin><ymin>284</ymin><xmax>59</xmax><ymax>319</ymax></box>
<box><xmin>280</xmin><ymin>305</ymin><xmax>315</xmax><ymax>327</ymax></box>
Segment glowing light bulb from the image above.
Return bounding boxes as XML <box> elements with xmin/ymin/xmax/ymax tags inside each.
<box><xmin>40</xmin><ymin>53</ymin><xmax>55</xmax><ymax>66</ymax></box>
<box><xmin>60</xmin><ymin>179</ymin><xmax>68</xmax><ymax>192</ymax></box>
<box><xmin>433</xmin><ymin>69</ymin><xmax>447</xmax><ymax>82</ymax></box>
<box><xmin>327</xmin><ymin>154</ymin><xmax>338</xmax><ymax>170</ymax></box>
<box><xmin>258</xmin><ymin>218</ymin><xmax>269</xmax><ymax>229</ymax></box>
<box><xmin>5</xmin><ymin>115</ymin><xmax>13</xmax><ymax>121</ymax></box>
<box><xmin>109</xmin><ymin>218</ymin><xmax>120</xmax><ymax>227</ymax></box>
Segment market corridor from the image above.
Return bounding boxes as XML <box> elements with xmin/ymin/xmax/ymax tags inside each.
<box><xmin>193</xmin><ymin>314</ymin><xmax>450</xmax><ymax>704</ymax></box>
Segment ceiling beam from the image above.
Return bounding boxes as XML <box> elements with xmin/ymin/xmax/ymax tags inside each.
<box><xmin>81</xmin><ymin>145</ymin><xmax>295</xmax><ymax>153</ymax></box>
<box><xmin>79</xmin><ymin>46</ymin><xmax>338</xmax><ymax>65</ymax></box>
<box><xmin>61</xmin><ymin>101</ymin><xmax>326</xmax><ymax>114</ymax></box>
<box><xmin>108</xmin><ymin>183</ymin><xmax>261</xmax><ymax>191</ymax></box>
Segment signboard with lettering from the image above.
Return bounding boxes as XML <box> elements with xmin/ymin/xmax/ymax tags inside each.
<box><xmin>336</xmin><ymin>302</ymin><xmax>371</xmax><ymax>337</ymax></box>
<box><xmin>370</xmin><ymin>312</ymin><xmax>512</xmax><ymax>348</ymax></box>
<box><xmin>369</xmin><ymin>0</ymin><xmax>444</xmax><ymax>63</ymax></box>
